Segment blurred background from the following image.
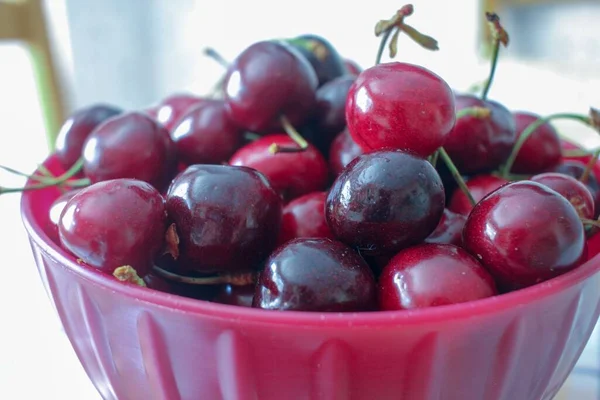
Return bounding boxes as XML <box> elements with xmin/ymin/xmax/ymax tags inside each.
<box><xmin>0</xmin><ymin>0</ymin><xmax>599</xmax><ymax>398</ymax></box>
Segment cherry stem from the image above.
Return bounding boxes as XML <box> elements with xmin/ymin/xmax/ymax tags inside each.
<box><xmin>562</xmin><ymin>148</ymin><xmax>594</xmax><ymax>157</ymax></box>
<box><xmin>152</xmin><ymin>265</ymin><xmax>257</xmax><ymax>286</ymax></box>
<box><xmin>428</xmin><ymin>150</ymin><xmax>439</xmax><ymax>168</ymax></box>
<box><xmin>438</xmin><ymin>147</ymin><xmax>476</xmax><ymax>206</ymax></box>
<box><xmin>0</xmin><ymin>158</ymin><xmax>88</xmax><ymax>195</ymax></box>
<box><xmin>501</xmin><ymin>112</ymin><xmax>592</xmax><ymax>178</ymax></box>
<box><xmin>269</xmin><ymin>115</ymin><xmax>309</xmax><ymax>154</ymax></box>
<box><xmin>113</xmin><ymin>266</ymin><xmax>146</xmax><ymax>287</ymax></box>
<box><xmin>456</xmin><ymin>106</ymin><xmax>491</xmax><ymax>120</ymax></box>
<box><xmin>375</xmin><ymin>29</ymin><xmax>394</xmax><ymax>65</ymax></box>
<box><xmin>203</xmin><ymin>47</ymin><xmax>230</xmax><ymax>69</ymax></box>
<box><xmin>481</xmin><ymin>12</ymin><xmax>509</xmax><ymax>101</ymax></box>
<box><xmin>581</xmin><ymin>218</ymin><xmax>600</xmax><ymax>229</ymax></box>
<box><xmin>244</xmin><ymin>132</ymin><xmax>261</xmax><ymax>142</ymax></box>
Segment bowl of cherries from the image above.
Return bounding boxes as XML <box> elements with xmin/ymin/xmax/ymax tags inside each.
<box><xmin>13</xmin><ymin>6</ymin><xmax>600</xmax><ymax>400</ymax></box>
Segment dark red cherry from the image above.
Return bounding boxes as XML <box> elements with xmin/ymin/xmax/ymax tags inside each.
<box><xmin>463</xmin><ymin>181</ymin><xmax>586</xmax><ymax>289</ymax></box>
<box><xmin>511</xmin><ymin>111</ymin><xmax>562</xmax><ymax>174</ymax></box>
<box><xmin>448</xmin><ymin>174</ymin><xmax>508</xmax><ymax>216</ymax></box>
<box><xmin>58</xmin><ymin>179</ymin><xmax>167</xmax><ymax>277</ymax></box>
<box><xmin>55</xmin><ymin>104</ymin><xmax>122</xmax><ymax>170</ymax></box>
<box><xmin>47</xmin><ymin>189</ymin><xmax>81</xmax><ymax>244</ymax></box>
<box><xmin>344</xmin><ymin>59</ymin><xmax>362</xmax><ymax>76</ymax></box>
<box><xmin>553</xmin><ymin>160</ymin><xmax>600</xmax><ymax>218</ymax></box>
<box><xmin>223</xmin><ymin>41</ymin><xmax>318</xmax><ymax>133</ymax></box>
<box><xmin>530</xmin><ymin>172</ymin><xmax>595</xmax><ymax>219</ymax></box>
<box><xmin>326</xmin><ymin>150</ymin><xmax>445</xmax><ymax>256</ymax></box>
<box><xmin>213</xmin><ymin>284</ymin><xmax>255</xmax><ymax>307</ymax></box>
<box><xmin>165</xmin><ymin>164</ymin><xmax>282</xmax><ymax>274</ymax></box>
<box><xmin>328</xmin><ymin>129</ymin><xmax>363</xmax><ymax>177</ymax></box>
<box><xmin>170</xmin><ymin>99</ymin><xmax>245</xmax><ymax>165</ymax></box>
<box><xmin>424</xmin><ymin>208</ymin><xmax>467</xmax><ymax>246</ymax></box>
<box><xmin>561</xmin><ymin>139</ymin><xmax>592</xmax><ymax>165</ymax></box>
<box><xmin>229</xmin><ymin>134</ymin><xmax>329</xmax><ymax>201</ymax></box>
<box><xmin>444</xmin><ymin>94</ymin><xmax>516</xmax><ymax>173</ymax></box>
<box><xmin>143</xmin><ymin>272</ymin><xmax>176</xmax><ymax>293</ymax></box>
<box><xmin>253</xmin><ymin>238</ymin><xmax>377</xmax><ymax>311</ymax></box>
<box><xmin>154</xmin><ymin>93</ymin><xmax>204</xmax><ymax>131</ymax></box>
<box><xmin>82</xmin><ymin>112</ymin><xmax>178</xmax><ymax>191</ymax></box>
<box><xmin>378</xmin><ymin>243</ymin><xmax>497</xmax><ymax>310</ymax></box>
<box><xmin>313</xmin><ymin>75</ymin><xmax>355</xmax><ymax>137</ymax></box>
<box><xmin>277</xmin><ymin>191</ymin><xmax>334</xmax><ymax>246</ymax></box>
<box><xmin>345</xmin><ymin>62</ymin><xmax>456</xmax><ymax>158</ymax></box>
<box><xmin>286</xmin><ymin>34</ymin><xmax>349</xmax><ymax>87</ymax></box>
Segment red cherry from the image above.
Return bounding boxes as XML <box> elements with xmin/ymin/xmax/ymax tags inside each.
<box><xmin>553</xmin><ymin>160</ymin><xmax>600</xmax><ymax>218</ymax></box>
<box><xmin>82</xmin><ymin>112</ymin><xmax>178</xmax><ymax>191</ymax></box>
<box><xmin>47</xmin><ymin>189</ymin><xmax>81</xmax><ymax>245</ymax></box>
<box><xmin>154</xmin><ymin>93</ymin><xmax>204</xmax><ymax>131</ymax></box>
<box><xmin>344</xmin><ymin>59</ymin><xmax>362</xmax><ymax>76</ymax></box>
<box><xmin>165</xmin><ymin>164</ymin><xmax>283</xmax><ymax>274</ymax></box>
<box><xmin>448</xmin><ymin>174</ymin><xmax>508</xmax><ymax>215</ymax></box>
<box><xmin>328</xmin><ymin>129</ymin><xmax>363</xmax><ymax>177</ymax></box>
<box><xmin>424</xmin><ymin>208</ymin><xmax>467</xmax><ymax>246</ymax></box>
<box><xmin>561</xmin><ymin>139</ymin><xmax>591</xmax><ymax>165</ymax></box>
<box><xmin>213</xmin><ymin>284</ymin><xmax>255</xmax><ymax>307</ymax></box>
<box><xmin>58</xmin><ymin>179</ymin><xmax>168</xmax><ymax>277</ymax></box>
<box><xmin>277</xmin><ymin>191</ymin><xmax>334</xmax><ymax>246</ymax></box>
<box><xmin>229</xmin><ymin>134</ymin><xmax>329</xmax><ymax>201</ymax></box>
<box><xmin>223</xmin><ymin>41</ymin><xmax>318</xmax><ymax>133</ymax></box>
<box><xmin>444</xmin><ymin>94</ymin><xmax>516</xmax><ymax>173</ymax></box>
<box><xmin>463</xmin><ymin>181</ymin><xmax>586</xmax><ymax>289</ymax></box>
<box><xmin>170</xmin><ymin>99</ymin><xmax>245</xmax><ymax>165</ymax></box>
<box><xmin>510</xmin><ymin>111</ymin><xmax>562</xmax><ymax>174</ymax></box>
<box><xmin>345</xmin><ymin>62</ymin><xmax>456</xmax><ymax>158</ymax></box>
<box><xmin>55</xmin><ymin>104</ymin><xmax>123</xmax><ymax>170</ymax></box>
<box><xmin>378</xmin><ymin>243</ymin><xmax>497</xmax><ymax>310</ymax></box>
<box><xmin>530</xmin><ymin>172</ymin><xmax>595</xmax><ymax>219</ymax></box>
<box><xmin>253</xmin><ymin>238</ymin><xmax>377</xmax><ymax>311</ymax></box>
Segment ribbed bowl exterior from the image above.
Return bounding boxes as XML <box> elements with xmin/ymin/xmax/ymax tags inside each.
<box><xmin>21</xmin><ymin>156</ymin><xmax>600</xmax><ymax>400</ymax></box>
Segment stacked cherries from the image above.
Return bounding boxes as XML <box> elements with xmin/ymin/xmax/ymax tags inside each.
<box><xmin>9</xmin><ymin>8</ymin><xmax>600</xmax><ymax>313</ymax></box>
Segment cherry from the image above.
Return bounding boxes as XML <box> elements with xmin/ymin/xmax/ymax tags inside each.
<box><xmin>328</xmin><ymin>128</ymin><xmax>363</xmax><ymax>177</ymax></box>
<box><xmin>253</xmin><ymin>238</ymin><xmax>377</xmax><ymax>311</ymax></box>
<box><xmin>47</xmin><ymin>189</ymin><xmax>81</xmax><ymax>244</ymax></box>
<box><xmin>286</xmin><ymin>34</ymin><xmax>348</xmax><ymax>87</ymax></box>
<box><xmin>424</xmin><ymin>208</ymin><xmax>467</xmax><ymax>246</ymax></box>
<box><xmin>213</xmin><ymin>284</ymin><xmax>255</xmax><ymax>307</ymax></box>
<box><xmin>170</xmin><ymin>99</ymin><xmax>245</xmax><ymax>165</ymax></box>
<box><xmin>143</xmin><ymin>272</ymin><xmax>176</xmax><ymax>293</ymax></box>
<box><xmin>229</xmin><ymin>134</ymin><xmax>329</xmax><ymax>201</ymax></box>
<box><xmin>165</xmin><ymin>164</ymin><xmax>282</xmax><ymax>274</ymax></box>
<box><xmin>448</xmin><ymin>174</ymin><xmax>508</xmax><ymax>216</ymax></box>
<box><xmin>344</xmin><ymin>59</ymin><xmax>362</xmax><ymax>76</ymax></box>
<box><xmin>58</xmin><ymin>179</ymin><xmax>167</xmax><ymax>277</ymax></box>
<box><xmin>443</xmin><ymin>94</ymin><xmax>516</xmax><ymax>173</ymax></box>
<box><xmin>82</xmin><ymin>112</ymin><xmax>178</xmax><ymax>191</ymax></box>
<box><xmin>530</xmin><ymin>172</ymin><xmax>595</xmax><ymax>220</ymax></box>
<box><xmin>311</xmin><ymin>75</ymin><xmax>356</xmax><ymax>148</ymax></box>
<box><xmin>54</xmin><ymin>104</ymin><xmax>122</xmax><ymax>170</ymax></box>
<box><xmin>326</xmin><ymin>150</ymin><xmax>445</xmax><ymax>256</ymax></box>
<box><xmin>378</xmin><ymin>243</ymin><xmax>497</xmax><ymax>310</ymax></box>
<box><xmin>553</xmin><ymin>160</ymin><xmax>600</xmax><ymax>218</ymax></box>
<box><xmin>561</xmin><ymin>139</ymin><xmax>591</xmax><ymax>165</ymax></box>
<box><xmin>153</xmin><ymin>93</ymin><xmax>204</xmax><ymax>131</ymax></box>
<box><xmin>463</xmin><ymin>181</ymin><xmax>586</xmax><ymax>289</ymax></box>
<box><xmin>345</xmin><ymin>62</ymin><xmax>456</xmax><ymax>158</ymax></box>
<box><xmin>277</xmin><ymin>191</ymin><xmax>334</xmax><ymax>246</ymax></box>
<box><xmin>223</xmin><ymin>40</ymin><xmax>318</xmax><ymax>134</ymax></box>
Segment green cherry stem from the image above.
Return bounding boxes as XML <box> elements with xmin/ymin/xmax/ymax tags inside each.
<box><xmin>439</xmin><ymin>147</ymin><xmax>476</xmax><ymax>206</ymax></box>
<box><xmin>0</xmin><ymin>158</ymin><xmax>89</xmax><ymax>195</ymax></box>
<box><xmin>152</xmin><ymin>265</ymin><xmax>257</xmax><ymax>286</ymax></box>
<box><xmin>269</xmin><ymin>115</ymin><xmax>309</xmax><ymax>154</ymax></box>
<box><xmin>501</xmin><ymin>112</ymin><xmax>592</xmax><ymax>178</ymax></box>
<box><xmin>481</xmin><ymin>12</ymin><xmax>509</xmax><ymax>101</ymax></box>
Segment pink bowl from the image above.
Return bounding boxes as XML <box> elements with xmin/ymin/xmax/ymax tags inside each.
<box><xmin>21</xmin><ymin>155</ymin><xmax>600</xmax><ymax>400</ymax></box>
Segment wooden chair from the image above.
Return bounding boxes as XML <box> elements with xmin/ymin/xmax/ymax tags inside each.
<box><xmin>0</xmin><ymin>0</ymin><xmax>66</xmax><ymax>150</ymax></box>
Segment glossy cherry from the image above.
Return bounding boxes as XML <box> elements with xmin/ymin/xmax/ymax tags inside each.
<box><xmin>553</xmin><ymin>160</ymin><xmax>600</xmax><ymax>218</ymax></box>
<box><xmin>54</xmin><ymin>104</ymin><xmax>122</xmax><ymax>170</ymax></box>
<box><xmin>47</xmin><ymin>189</ymin><xmax>81</xmax><ymax>245</ymax></box>
<box><xmin>448</xmin><ymin>174</ymin><xmax>508</xmax><ymax>216</ymax></box>
<box><xmin>82</xmin><ymin>112</ymin><xmax>178</xmax><ymax>191</ymax></box>
<box><xmin>424</xmin><ymin>208</ymin><xmax>467</xmax><ymax>246</ymax></box>
<box><xmin>345</xmin><ymin>62</ymin><xmax>456</xmax><ymax>158</ymax></box>
<box><xmin>277</xmin><ymin>191</ymin><xmax>334</xmax><ymax>246</ymax></box>
<box><xmin>153</xmin><ymin>93</ymin><xmax>204</xmax><ymax>131</ymax></box>
<box><xmin>463</xmin><ymin>181</ymin><xmax>586</xmax><ymax>289</ymax></box>
<box><xmin>510</xmin><ymin>111</ymin><xmax>562</xmax><ymax>174</ymax></box>
<box><xmin>530</xmin><ymin>172</ymin><xmax>595</xmax><ymax>219</ymax></box>
<box><xmin>313</xmin><ymin>75</ymin><xmax>355</xmax><ymax>138</ymax></box>
<box><xmin>58</xmin><ymin>179</ymin><xmax>167</xmax><ymax>277</ymax></box>
<box><xmin>170</xmin><ymin>99</ymin><xmax>245</xmax><ymax>165</ymax></box>
<box><xmin>213</xmin><ymin>284</ymin><xmax>255</xmax><ymax>307</ymax></box>
<box><xmin>328</xmin><ymin>128</ymin><xmax>363</xmax><ymax>177</ymax></box>
<box><xmin>444</xmin><ymin>94</ymin><xmax>516</xmax><ymax>173</ymax></box>
<box><xmin>378</xmin><ymin>244</ymin><xmax>497</xmax><ymax>310</ymax></box>
<box><xmin>326</xmin><ymin>150</ymin><xmax>445</xmax><ymax>256</ymax></box>
<box><xmin>253</xmin><ymin>238</ymin><xmax>377</xmax><ymax>311</ymax></box>
<box><xmin>223</xmin><ymin>40</ymin><xmax>318</xmax><ymax>133</ymax></box>
<box><xmin>229</xmin><ymin>134</ymin><xmax>329</xmax><ymax>201</ymax></box>
<box><xmin>165</xmin><ymin>164</ymin><xmax>283</xmax><ymax>273</ymax></box>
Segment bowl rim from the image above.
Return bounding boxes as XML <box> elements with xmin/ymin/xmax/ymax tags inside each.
<box><xmin>20</xmin><ymin>160</ymin><xmax>600</xmax><ymax>328</ymax></box>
